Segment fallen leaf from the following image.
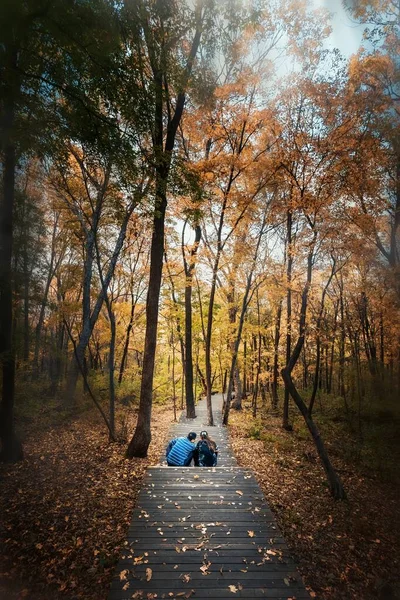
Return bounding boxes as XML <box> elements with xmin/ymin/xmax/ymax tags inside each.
<box><xmin>145</xmin><ymin>567</ymin><xmax>152</xmax><ymax>581</ymax></box>
<box><xmin>228</xmin><ymin>584</ymin><xmax>238</xmax><ymax>593</ymax></box>
<box><xmin>248</xmin><ymin>530</ymin><xmax>255</xmax><ymax>537</ymax></box>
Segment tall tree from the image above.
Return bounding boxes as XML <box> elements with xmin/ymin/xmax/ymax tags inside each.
<box><xmin>126</xmin><ymin>0</ymin><xmax>210</xmax><ymax>457</ymax></box>
<box><xmin>182</xmin><ymin>218</ymin><xmax>202</xmax><ymax>418</ymax></box>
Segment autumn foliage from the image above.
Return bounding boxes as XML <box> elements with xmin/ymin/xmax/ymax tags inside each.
<box><xmin>0</xmin><ymin>0</ymin><xmax>399</xmax><ymax>599</ymax></box>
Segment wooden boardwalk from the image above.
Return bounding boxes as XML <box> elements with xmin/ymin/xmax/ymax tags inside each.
<box><xmin>109</xmin><ymin>395</ymin><xmax>310</xmax><ymax>599</ymax></box>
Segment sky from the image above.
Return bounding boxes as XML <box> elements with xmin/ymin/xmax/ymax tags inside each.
<box><xmin>313</xmin><ymin>0</ymin><xmax>366</xmax><ymax>57</ymax></box>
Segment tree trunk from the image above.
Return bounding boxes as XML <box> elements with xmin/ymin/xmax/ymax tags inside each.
<box><xmin>34</xmin><ymin>212</ymin><xmax>59</xmax><ymax>372</ymax></box>
<box><xmin>231</xmin><ymin>366</ymin><xmax>243</xmax><ymax>410</ymax></box>
<box><xmin>108</xmin><ymin>309</ymin><xmax>116</xmax><ymax>441</ymax></box>
<box><xmin>197</xmin><ymin>365</ymin><xmax>207</xmax><ymax>396</ymax></box>
<box><xmin>0</xmin><ymin>85</ymin><xmax>23</xmax><ymax>461</ymax></box>
<box><xmin>165</xmin><ymin>252</ymin><xmax>186</xmax><ymax>414</ymax></box>
<box><xmin>327</xmin><ymin>301</ymin><xmax>338</xmax><ymax>394</ymax></box>
<box><xmin>22</xmin><ymin>230</ymin><xmax>30</xmax><ymax>362</ymax></box>
<box><xmin>183</xmin><ymin>223</ymin><xmax>201</xmax><ymax>418</ymax></box>
<box><xmin>64</xmin><ymin>204</ymin><xmax>134</xmax><ymax>401</ymax></box>
<box><xmin>126</xmin><ymin>191</ymin><xmax>167</xmax><ymax>457</ymax></box>
<box><xmin>252</xmin><ymin>289</ymin><xmax>262</xmax><ymax>418</ymax></box>
<box><xmin>309</xmin><ymin>259</ymin><xmax>336</xmax><ymax>415</ymax></box>
<box><xmin>223</xmin><ymin>209</ymin><xmax>268</xmax><ymax>425</ymax></box>
<box><xmin>271</xmin><ymin>299</ymin><xmax>282</xmax><ymax>412</ymax></box>
<box><xmin>184</xmin><ymin>283</ymin><xmax>195</xmax><ymax>417</ymax></box>
<box><xmin>338</xmin><ymin>272</ymin><xmax>346</xmax><ymax>398</ymax></box>
<box><xmin>118</xmin><ymin>300</ymin><xmax>135</xmax><ymax>384</ymax></box>
<box><xmin>281</xmin><ymin>369</ymin><xmax>346</xmax><ymax>499</ymax></box>
<box><xmin>283</xmin><ymin>209</ymin><xmax>292</xmax><ymax>430</ymax></box>
<box><xmin>281</xmin><ymin>239</ymin><xmax>346</xmax><ymax>500</ymax></box>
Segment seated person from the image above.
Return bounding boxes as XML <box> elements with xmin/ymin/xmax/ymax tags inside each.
<box><xmin>166</xmin><ymin>431</ymin><xmax>197</xmax><ymax>466</ymax></box>
<box><xmin>193</xmin><ymin>430</ymin><xmax>218</xmax><ymax>467</ymax></box>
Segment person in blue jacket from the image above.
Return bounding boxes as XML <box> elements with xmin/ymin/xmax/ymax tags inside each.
<box><xmin>166</xmin><ymin>431</ymin><xmax>197</xmax><ymax>466</ymax></box>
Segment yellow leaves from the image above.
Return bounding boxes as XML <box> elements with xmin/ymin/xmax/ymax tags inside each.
<box><xmin>145</xmin><ymin>567</ymin><xmax>152</xmax><ymax>581</ymax></box>
<box><xmin>228</xmin><ymin>583</ymin><xmax>243</xmax><ymax>593</ymax></box>
<box><xmin>200</xmin><ymin>561</ymin><xmax>211</xmax><ymax>575</ymax></box>
<box><xmin>247</xmin><ymin>530</ymin><xmax>255</xmax><ymax>537</ymax></box>
<box><xmin>228</xmin><ymin>585</ymin><xmax>238</xmax><ymax>593</ymax></box>
<box><xmin>119</xmin><ymin>569</ymin><xmax>129</xmax><ymax>581</ymax></box>
<box><xmin>235</xmin><ymin>490</ymin><xmax>243</xmax><ymax>496</ymax></box>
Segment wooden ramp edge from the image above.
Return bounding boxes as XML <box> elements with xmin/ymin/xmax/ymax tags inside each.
<box><xmin>108</xmin><ymin>396</ymin><xmax>311</xmax><ymax>600</ymax></box>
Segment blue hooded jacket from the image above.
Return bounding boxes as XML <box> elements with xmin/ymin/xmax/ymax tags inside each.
<box><xmin>166</xmin><ymin>437</ymin><xmax>195</xmax><ymax>466</ymax></box>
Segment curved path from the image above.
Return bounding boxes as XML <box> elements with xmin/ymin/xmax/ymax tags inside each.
<box><xmin>108</xmin><ymin>395</ymin><xmax>310</xmax><ymax>599</ymax></box>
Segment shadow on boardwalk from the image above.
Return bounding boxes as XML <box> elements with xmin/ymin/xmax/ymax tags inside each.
<box><xmin>108</xmin><ymin>395</ymin><xmax>311</xmax><ymax>599</ymax></box>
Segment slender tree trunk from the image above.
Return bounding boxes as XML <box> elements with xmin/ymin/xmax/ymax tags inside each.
<box><xmin>108</xmin><ymin>309</ymin><xmax>116</xmax><ymax>441</ymax></box>
<box><xmin>223</xmin><ymin>210</ymin><xmax>268</xmax><ymax>425</ymax></box>
<box><xmin>252</xmin><ymin>289</ymin><xmax>262</xmax><ymax>418</ymax></box>
<box><xmin>338</xmin><ymin>272</ymin><xmax>346</xmax><ymax>398</ymax></box>
<box><xmin>197</xmin><ymin>365</ymin><xmax>207</xmax><ymax>396</ymax></box>
<box><xmin>182</xmin><ymin>222</ymin><xmax>201</xmax><ymax>418</ymax></box>
<box><xmin>309</xmin><ymin>259</ymin><xmax>336</xmax><ymax>415</ymax></box>
<box><xmin>118</xmin><ymin>300</ymin><xmax>135</xmax><ymax>384</ymax></box>
<box><xmin>243</xmin><ymin>338</ymin><xmax>247</xmax><ymax>396</ymax></box>
<box><xmin>205</xmin><ymin>247</ymin><xmax>221</xmax><ymax>426</ymax></box>
<box><xmin>227</xmin><ymin>269</ymin><xmax>243</xmax><ymax>411</ymax></box>
<box><xmin>171</xmin><ymin>328</ymin><xmax>177</xmax><ymax>422</ymax></box>
<box><xmin>22</xmin><ymin>231</ymin><xmax>30</xmax><ymax>362</ymax></box>
<box><xmin>205</xmin><ymin>171</ymin><xmax>234</xmax><ymax>425</ymax></box>
<box><xmin>281</xmin><ymin>240</ymin><xmax>346</xmax><ymax>500</ymax></box>
<box><xmin>34</xmin><ymin>213</ymin><xmax>59</xmax><ymax>372</ymax></box>
<box><xmin>328</xmin><ymin>301</ymin><xmax>338</xmax><ymax>394</ymax></box>
<box><xmin>271</xmin><ymin>299</ymin><xmax>282</xmax><ymax>412</ymax></box>
<box><xmin>165</xmin><ymin>253</ymin><xmax>186</xmax><ymax>406</ymax></box>
<box><xmin>64</xmin><ymin>204</ymin><xmax>134</xmax><ymax>401</ymax></box>
<box><xmin>231</xmin><ymin>366</ymin><xmax>243</xmax><ymax>410</ymax></box>
<box><xmin>0</xmin><ymin>82</ymin><xmax>23</xmax><ymax>461</ymax></box>
<box><xmin>184</xmin><ymin>283</ymin><xmax>196</xmax><ymax>417</ymax></box>
<box><xmin>283</xmin><ymin>209</ymin><xmax>292</xmax><ymax>430</ymax></box>
<box><xmin>379</xmin><ymin>308</ymin><xmax>385</xmax><ymax>379</ymax></box>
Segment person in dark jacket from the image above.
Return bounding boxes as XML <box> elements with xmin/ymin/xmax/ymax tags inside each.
<box><xmin>193</xmin><ymin>431</ymin><xmax>218</xmax><ymax>467</ymax></box>
<box><xmin>166</xmin><ymin>432</ymin><xmax>197</xmax><ymax>466</ymax></box>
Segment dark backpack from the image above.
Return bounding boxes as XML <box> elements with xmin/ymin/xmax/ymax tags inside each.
<box><xmin>198</xmin><ymin>440</ymin><xmax>216</xmax><ymax>467</ymax></box>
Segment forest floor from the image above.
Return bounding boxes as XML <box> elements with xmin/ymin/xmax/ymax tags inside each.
<box><xmin>1</xmin><ymin>393</ymin><xmax>399</xmax><ymax>600</ymax></box>
<box><xmin>0</xmin><ymin>398</ymin><xmax>175</xmax><ymax>600</ymax></box>
<box><xmin>229</xmin><ymin>401</ymin><xmax>400</xmax><ymax>600</ymax></box>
